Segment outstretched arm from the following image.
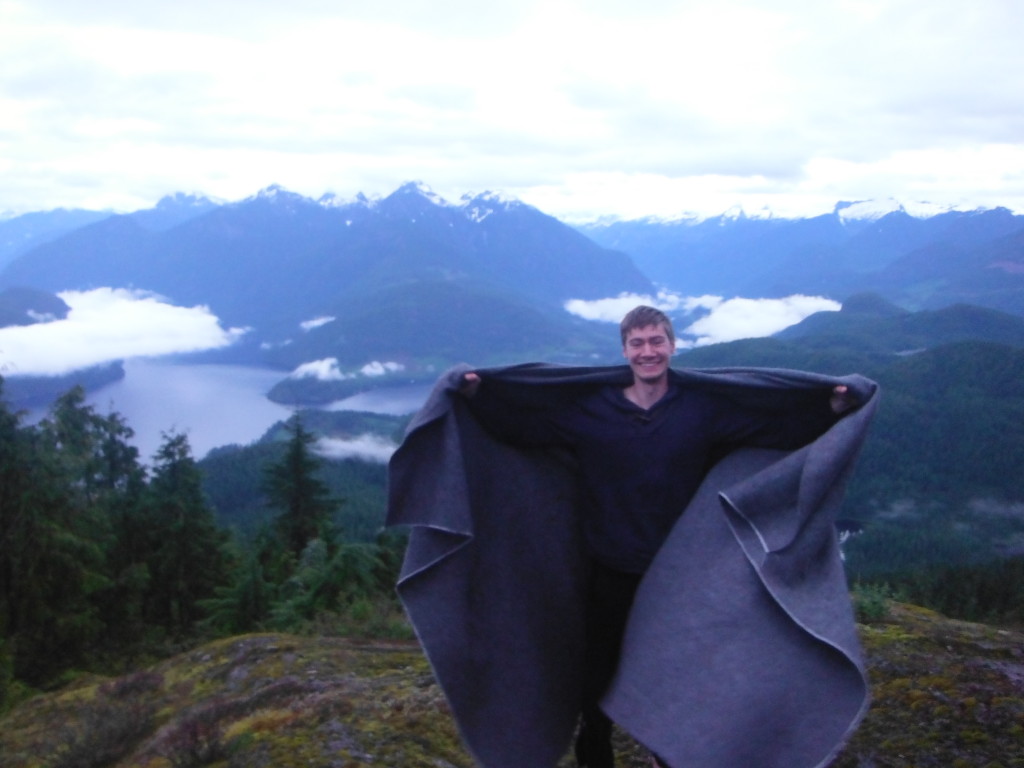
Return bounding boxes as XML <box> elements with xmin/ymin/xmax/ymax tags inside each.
<box><xmin>455</xmin><ymin>371</ymin><xmax>565</xmax><ymax>448</ymax></box>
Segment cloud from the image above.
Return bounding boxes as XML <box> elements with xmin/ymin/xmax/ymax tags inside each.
<box><xmin>360</xmin><ymin>361</ymin><xmax>404</xmax><ymax>377</ymax></box>
<box><xmin>1</xmin><ymin>0</ymin><xmax>1022</xmax><ymax>219</ymax></box>
<box><xmin>680</xmin><ymin>295</ymin><xmax>841</xmax><ymax>347</ymax></box>
<box><xmin>564</xmin><ymin>290</ymin><xmax>689</xmax><ymax>322</ymax></box>
<box><xmin>315</xmin><ymin>434</ymin><xmax>397</xmax><ymax>464</ymax></box>
<box><xmin>289</xmin><ymin>358</ymin><xmax>350</xmax><ymax>381</ymax></box>
<box><xmin>300</xmin><ymin>315</ymin><xmax>334</xmax><ymax>331</ymax></box>
<box><xmin>289</xmin><ymin>358</ymin><xmax>405</xmax><ymax>381</ymax></box>
<box><xmin>0</xmin><ymin>287</ymin><xmax>245</xmax><ymax>376</ymax></box>
<box><xmin>564</xmin><ymin>291</ymin><xmax>840</xmax><ymax>347</ymax></box>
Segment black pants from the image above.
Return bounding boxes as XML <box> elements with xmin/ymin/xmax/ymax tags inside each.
<box><xmin>574</xmin><ymin>561</ymin><xmax>642</xmax><ymax>768</ymax></box>
<box><xmin>574</xmin><ymin>561</ymin><xmax>670</xmax><ymax>768</ymax></box>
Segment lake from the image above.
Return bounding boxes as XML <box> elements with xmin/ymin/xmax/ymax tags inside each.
<box><xmin>33</xmin><ymin>359</ymin><xmax>431</xmax><ymax>462</ymax></box>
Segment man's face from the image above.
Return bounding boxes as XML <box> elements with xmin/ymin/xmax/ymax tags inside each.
<box><xmin>623</xmin><ymin>323</ymin><xmax>673</xmax><ymax>383</ymax></box>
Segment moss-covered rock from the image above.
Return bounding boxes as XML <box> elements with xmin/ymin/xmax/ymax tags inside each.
<box><xmin>1</xmin><ymin>605</ymin><xmax>1021</xmax><ymax>768</ymax></box>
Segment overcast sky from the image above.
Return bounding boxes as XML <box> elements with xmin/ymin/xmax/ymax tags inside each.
<box><xmin>2</xmin><ymin>0</ymin><xmax>1022</xmax><ymax>221</ymax></box>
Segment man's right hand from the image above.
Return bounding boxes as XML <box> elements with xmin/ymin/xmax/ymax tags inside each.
<box><xmin>459</xmin><ymin>372</ymin><xmax>481</xmax><ymax>398</ymax></box>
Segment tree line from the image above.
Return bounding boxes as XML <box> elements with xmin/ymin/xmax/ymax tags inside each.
<box><xmin>0</xmin><ymin>380</ymin><xmax>405</xmax><ymax>710</ymax></box>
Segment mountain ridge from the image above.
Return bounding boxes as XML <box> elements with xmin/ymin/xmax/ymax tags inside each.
<box><xmin>4</xmin><ymin>182</ymin><xmax>1024</xmax><ymax>403</ymax></box>
<box><xmin>0</xmin><ymin>183</ymin><xmax>652</xmax><ymax>390</ymax></box>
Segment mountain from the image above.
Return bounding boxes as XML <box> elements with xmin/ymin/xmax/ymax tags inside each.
<box><xmin>580</xmin><ymin>208</ymin><xmax>849</xmax><ymax>296</ymax></box>
<box><xmin>0</xmin><ymin>207</ymin><xmax>112</xmax><ymax>271</ymax></box>
<box><xmin>855</xmin><ymin>224</ymin><xmax>1024</xmax><ymax>316</ymax></box>
<box><xmin>6</xmin><ymin>185</ymin><xmax>1024</xmax><ymax>405</ymax></box>
<box><xmin>0</xmin><ymin>194</ymin><xmax>217</xmax><ymax>274</ymax></box>
<box><xmin>0</xmin><ymin>286</ymin><xmax>70</xmax><ymax>327</ymax></box>
<box><xmin>0</xmin><ymin>183</ymin><xmax>652</xmax><ymax>384</ymax></box>
<box><xmin>578</xmin><ymin>204</ymin><xmax>1024</xmax><ymax>314</ymax></box>
<box><xmin>775</xmin><ymin>292</ymin><xmax>1024</xmax><ymax>351</ymax></box>
<box><xmin>264</xmin><ymin>280</ymin><xmax>614</xmax><ymax>404</ymax></box>
<box><xmin>125</xmin><ymin>191</ymin><xmax>221</xmax><ymax>232</ymax></box>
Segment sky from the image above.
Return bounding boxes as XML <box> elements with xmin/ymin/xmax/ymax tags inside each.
<box><xmin>2</xmin><ymin>0</ymin><xmax>1023</xmax><ymax>222</ymax></box>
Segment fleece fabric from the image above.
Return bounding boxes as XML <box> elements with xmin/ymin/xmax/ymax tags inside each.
<box><xmin>386</xmin><ymin>363</ymin><xmax>879</xmax><ymax>768</ymax></box>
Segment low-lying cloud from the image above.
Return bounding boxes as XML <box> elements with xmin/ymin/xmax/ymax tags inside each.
<box><xmin>564</xmin><ymin>291</ymin><xmax>840</xmax><ymax>347</ymax></box>
<box><xmin>680</xmin><ymin>295</ymin><xmax>841</xmax><ymax>347</ymax></box>
<box><xmin>0</xmin><ymin>287</ymin><xmax>246</xmax><ymax>376</ymax></box>
<box><xmin>315</xmin><ymin>434</ymin><xmax>397</xmax><ymax>464</ymax></box>
<box><xmin>289</xmin><ymin>358</ymin><xmax>405</xmax><ymax>381</ymax></box>
<box><xmin>564</xmin><ymin>290</ymin><xmax>690</xmax><ymax>321</ymax></box>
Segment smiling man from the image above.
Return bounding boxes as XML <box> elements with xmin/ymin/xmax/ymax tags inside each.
<box><xmin>621</xmin><ymin>316</ymin><xmax>673</xmax><ymax>405</ymax></box>
<box><xmin>451</xmin><ymin>305</ymin><xmax>858</xmax><ymax>768</ymax></box>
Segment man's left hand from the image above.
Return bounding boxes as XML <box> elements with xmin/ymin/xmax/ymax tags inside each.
<box><xmin>830</xmin><ymin>385</ymin><xmax>858</xmax><ymax>414</ymax></box>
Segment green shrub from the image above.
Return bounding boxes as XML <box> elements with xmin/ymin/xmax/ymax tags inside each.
<box><xmin>852</xmin><ymin>582</ymin><xmax>898</xmax><ymax>623</ymax></box>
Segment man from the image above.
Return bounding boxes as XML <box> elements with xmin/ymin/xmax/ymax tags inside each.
<box><xmin>456</xmin><ymin>306</ymin><xmax>858</xmax><ymax>767</ymax></box>
<box><xmin>387</xmin><ymin>306</ymin><xmax>876</xmax><ymax>768</ymax></box>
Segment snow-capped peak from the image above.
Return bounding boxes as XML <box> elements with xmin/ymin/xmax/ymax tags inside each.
<box><xmin>834</xmin><ymin>198</ymin><xmax>905</xmax><ymax>222</ymax></box>
<box><xmin>393</xmin><ymin>180</ymin><xmax>449</xmax><ymax>207</ymax></box>
<box><xmin>458</xmin><ymin>190</ymin><xmax>525</xmax><ymax>222</ymax></box>
<box><xmin>317</xmin><ymin>191</ymin><xmax>380</xmax><ymax>209</ymax></box>
<box><xmin>254</xmin><ymin>184</ymin><xmax>290</xmax><ymax>199</ymax></box>
<box><xmin>833</xmin><ymin>198</ymin><xmax>984</xmax><ymax>222</ymax></box>
<box><xmin>901</xmin><ymin>200</ymin><xmax>967</xmax><ymax>218</ymax></box>
<box><xmin>460</xmin><ymin>190</ymin><xmax>520</xmax><ymax>207</ymax></box>
<box><xmin>244</xmin><ymin>184</ymin><xmax>313</xmax><ymax>206</ymax></box>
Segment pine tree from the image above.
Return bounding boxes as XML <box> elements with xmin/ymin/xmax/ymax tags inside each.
<box><xmin>144</xmin><ymin>431</ymin><xmax>230</xmax><ymax>636</ymax></box>
<box><xmin>92</xmin><ymin>411</ymin><xmax>150</xmax><ymax>653</ymax></box>
<box><xmin>1</xmin><ymin>384</ymin><xmax>108</xmax><ymax>684</ymax></box>
<box><xmin>200</xmin><ymin>546</ymin><xmax>274</xmax><ymax>635</ymax></box>
<box><xmin>263</xmin><ymin>418</ymin><xmax>339</xmax><ymax>557</ymax></box>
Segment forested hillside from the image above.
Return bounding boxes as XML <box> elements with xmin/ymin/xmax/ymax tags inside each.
<box><xmin>0</xmin><ymin>380</ymin><xmax>407</xmax><ymax>709</ymax></box>
<box><xmin>199</xmin><ymin>409</ymin><xmax>401</xmax><ymax>541</ymax></box>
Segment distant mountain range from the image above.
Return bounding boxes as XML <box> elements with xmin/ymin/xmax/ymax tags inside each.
<box><xmin>0</xmin><ymin>183</ymin><xmax>649</xmax><ymax>387</ymax></box>
<box><xmin>579</xmin><ymin>202</ymin><xmax>1024</xmax><ymax>316</ymax></box>
<box><xmin>2</xmin><ymin>183</ymin><xmax>1024</xmax><ymax>405</ymax></box>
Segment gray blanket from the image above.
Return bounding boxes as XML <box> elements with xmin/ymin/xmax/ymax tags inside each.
<box><xmin>387</xmin><ymin>363</ymin><xmax>879</xmax><ymax>768</ymax></box>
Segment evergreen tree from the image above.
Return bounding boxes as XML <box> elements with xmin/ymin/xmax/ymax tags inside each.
<box><xmin>0</xmin><ymin>380</ymin><xmax>27</xmax><ymax>697</ymax></box>
<box><xmin>1</xmin><ymin>384</ymin><xmax>108</xmax><ymax>684</ymax></box>
<box><xmin>93</xmin><ymin>412</ymin><xmax>151</xmax><ymax>654</ymax></box>
<box><xmin>263</xmin><ymin>418</ymin><xmax>339</xmax><ymax>556</ymax></box>
<box><xmin>143</xmin><ymin>431</ymin><xmax>230</xmax><ymax>637</ymax></box>
<box><xmin>200</xmin><ymin>546</ymin><xmax>274</xmax><ymax>635</ymax></box>
<box><xmin>268</xmin><ymin>537</ymin><xmax>384</xmax><ymax>630</ymax></box>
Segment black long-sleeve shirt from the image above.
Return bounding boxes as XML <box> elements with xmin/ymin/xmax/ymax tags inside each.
<box><xmin>467</xmin><ymin>379</ymin><xmax>837</xmax><ymax>573</ymax></box>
